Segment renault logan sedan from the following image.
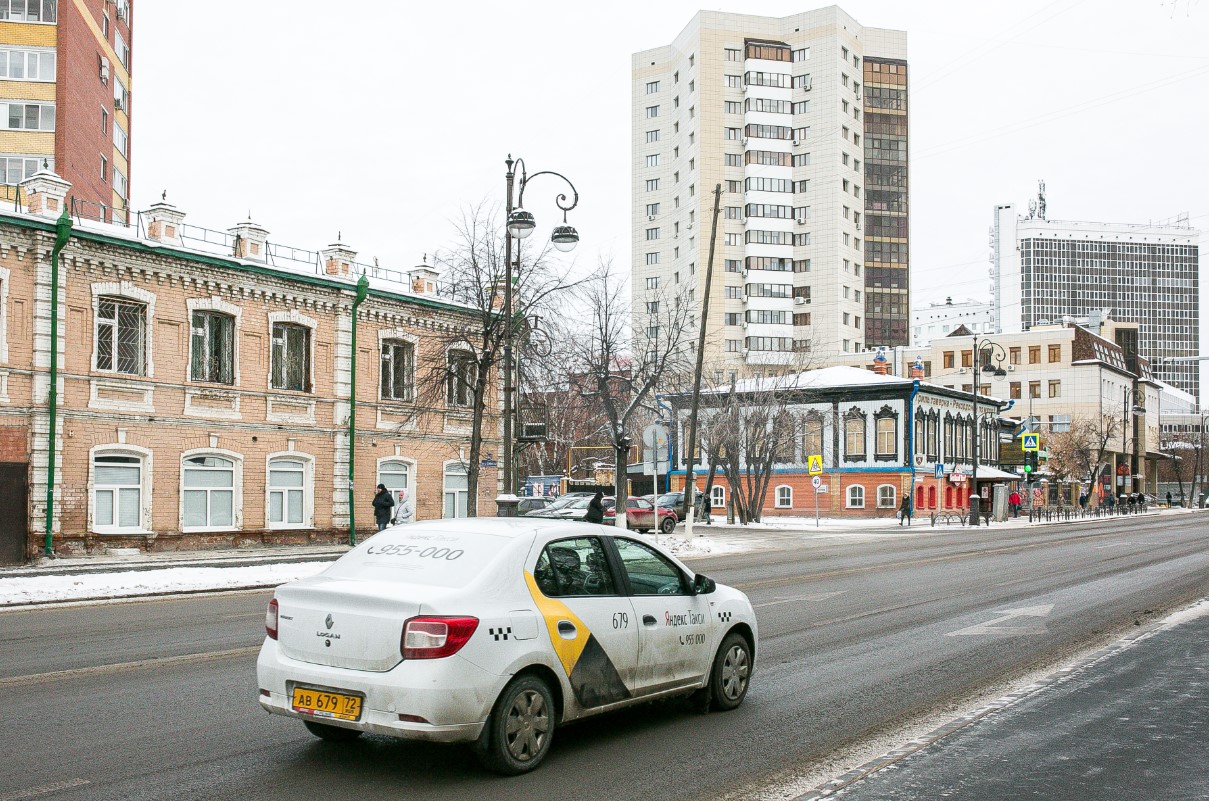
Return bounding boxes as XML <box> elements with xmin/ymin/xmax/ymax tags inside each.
<box><xmin>257</xmin><ymin>519</ymin><xmax>757</xmax><ymax>774</ymax></box>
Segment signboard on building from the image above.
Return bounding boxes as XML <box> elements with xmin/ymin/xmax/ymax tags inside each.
<box><xmin>807</xmin><ymin>455</ymin><xmax>824</xmax><ymax>475</ymax></box>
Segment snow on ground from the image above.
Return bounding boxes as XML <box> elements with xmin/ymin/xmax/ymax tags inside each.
<box><xmin>0</xmin><ymin>561</ymin><xmax>331</xmax><ymax>605</ymax></box>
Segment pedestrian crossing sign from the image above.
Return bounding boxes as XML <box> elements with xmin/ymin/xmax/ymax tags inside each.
<box><xmin>1022</xmin><ymin>433</ymin><xmax>1040</xmax><ymax>452</ymax></box>
<box><xmin>807</xmin><ymin>455</ymin><xmax>824</xmax><ymax>475</ymax></box>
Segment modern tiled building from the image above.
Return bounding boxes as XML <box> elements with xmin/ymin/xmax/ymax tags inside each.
<box><xmin>0</xmin><ymin>0</ymin><xmax>132</xmax><ymax>221</ymax></box>
<box><xmin>631</xmin><ymin>8</ymin><xmax>908</xmax><ymax>385</ymax></box>
<box><xmin>911</xmin><ymin>296</ymin><xmax>995</xmax><ymax>346</ymax></box>
<box><xmin>0</xmin><ymin>169</ymin><xmax>497</xmax><ymax>563</ymax></box>
<box><xmin>990</xmin><ymin>192</ymin><xmax>1200</xmax><ymax>402</ymax></box>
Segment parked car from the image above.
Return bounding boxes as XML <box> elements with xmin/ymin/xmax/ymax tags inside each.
<box><xmin>526</xmin><ymin>494</ymin><xmax>595</xmax><ymax>520</ymax></box>
<box><xmin>653</xmin><ymin>491</ymin><xmax>708</xmax><ymax>520</ymax></box>
<box><xmin>604</xmin><ymin>496</ymin><xmax>678</xmax><ymax>535</ymax></box>
<box><xmin>516</xmin><ymin>497</ymin><xmax>552</xmax><ymax>516</ymax></box>
<box><xmin>258</xmin><ymin>519</ymin><xmax>758</xmax><ymax>773</ymax></box>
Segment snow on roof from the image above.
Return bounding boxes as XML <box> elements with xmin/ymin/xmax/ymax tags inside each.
<box><xmin>707</xmin><ymin>365</ymin><xmax>912</xmax><ymax>395</ymax></box>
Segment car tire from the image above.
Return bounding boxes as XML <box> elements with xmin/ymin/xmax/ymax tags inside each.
<box><xmin>659</xmin><ymin>516</ymin><xmax>676</xmax><ymax>535</ymax></box>
<box><xmin>475</xmin><ymin>674</ymin><xmax>556</xmax><ymax>775</ymax></box>
<box><xmin>303</xmin><ymin>720</ymin><xmax>363</xmax><ymax>742</ymax></box>
<box><xmin>638</xmin><ymin>528</ymin><xmax>650</xmax><ymax>534</ymax></box>
<box><xmin>709</xmin><ymin>632</ymin><xmax>752</xmax><ymax>711</ymax></box>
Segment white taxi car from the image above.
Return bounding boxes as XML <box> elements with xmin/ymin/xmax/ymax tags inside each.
<box><xmin>257</xmin><ymin>518</ymin><xmax>757</xmax><ymax>774</ymax></box>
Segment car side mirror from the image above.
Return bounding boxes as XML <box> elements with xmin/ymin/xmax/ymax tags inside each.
<box><xmin>693</xmin><ymin>574</ymin><xmax>716</xmax><ymax>595</ymax></box>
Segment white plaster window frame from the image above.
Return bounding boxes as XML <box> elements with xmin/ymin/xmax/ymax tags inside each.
<box><xmin>0</xmin><ymin>264</ymin><xmax>8</xmax><ymax>363</ymax></box>
<box><xmin>89</xmin><ymin>443</ymin><xmax>153</xmax><ymax>535</ymax></box>
<box><xmin>846</xmin><ymin>484</ymin><xmax>865</xmax><ymax>509</ymax></box>
<box><xmin>442</xmin><ymin>459</ymin><xmax>469</xmax><ymax>519</ymax></box>
<box><xmin>377</xmin><ymin>455</ymin><xmax>417</xmax><ymax>520</ymax></box>
<box><xmin>265</xmin><ymin>451</ymin><xmax>314</xmax><ymax>530</ymax></box>
<box><xmin>377</xmin><ymin>328</ymin><xmax>419</xmax><ymax>404</ymax></box>
<box><xmin>179</xmin><ymin>447</ymin><xmax>244</xmax><ymax>533</ymax></box>
<box><xmin>876</xmin><ymin>484</ymin><xmax>897</xmax><ymax>509</ymax></box>
<box><xmin>774</xmin><ymin>484</ymin><xmax>793</xmax><ymax>508</ymax></box>
<box><xmin>90</xmin><ymin>280</ymin><xmax>156</xmax><ymax>378</ymax></box>
<box><xmin>186</xmin><ymin>295</ymin><xmax>242</xmax><ymax>387</ymax></box>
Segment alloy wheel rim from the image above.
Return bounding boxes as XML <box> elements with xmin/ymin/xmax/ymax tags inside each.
<box><xmin>721</xmin><ymin>645</ymin><xmax>750</xmax><ymax>700</ymax></box>
<box><xmin>504</xmin><ymin>689</ymin><xmax>549</xmax><ymax>761</ymax></box>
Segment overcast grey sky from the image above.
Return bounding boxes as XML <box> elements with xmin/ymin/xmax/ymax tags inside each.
<box><xmin>134</xmin><ymin>0</ymin><xmax>1208</xmax><ymax>379</ymax></box>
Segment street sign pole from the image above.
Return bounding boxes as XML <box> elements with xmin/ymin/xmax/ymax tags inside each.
<box><xmin>812</xmin><ymin>474</ymin><xmax>822</xmax><ymax>528</ymax></box>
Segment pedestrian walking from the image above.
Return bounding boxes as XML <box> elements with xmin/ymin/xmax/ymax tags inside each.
<box><xmin>372</xmin><ymin>483</ymin><xmax>395</xmax><ymax>532</ymax></box>
<box><xmin>898</xmin><ymin>495</ymin><xmax>912</xmax><ymax>526</ymax></box>
<box><xmin>1105</xmin><ymin>493</ymin><xmax>1115</xmax><ymax>512</ymax></box>
<box><xmin>1008</xmin><ymin>489</ymin><xmax>1022</xmax><ymax>518</ymax></box>
<box><xmin>392</xmin><ymin>488</ymin><xmax>413</xmax><ymax>525</ymax></box>
<box><xmin>584</xmin><ymin>491</ymin><xmax>605</xmax><ymax>524</ymax></box>
<box><xmin>1166</xmin><ymin>491</ymin><xmax>1173</xmax><ymax>507</ymax></box>
<box><xmin>1078</xmin><ymin>492</ymin><xmax>1088</xmax><ymax>511</ymax></box>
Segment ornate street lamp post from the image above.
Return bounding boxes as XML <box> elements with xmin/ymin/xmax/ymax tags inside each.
<box><xmin>498</xmin><ymin>156</ymin><xmax>579</xmax><ymax>515</ymax></box>
<box><xmin>970</xmin><ymin>336</ymin><xmax>1008</xmax><ymax>526</ymax></box>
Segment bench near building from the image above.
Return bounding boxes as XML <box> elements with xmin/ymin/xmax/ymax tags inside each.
<box><xmin>0</xmin><ymin>169</ymin><xmax>497</xmax><ymax>562</ymax></box>
<box><xmin>667</xmin><ymin>364</ymin><xmax>1013</xmax><ymax>519</ymax></box>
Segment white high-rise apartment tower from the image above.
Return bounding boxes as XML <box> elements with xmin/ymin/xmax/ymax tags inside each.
<box><xmin>632</xmin><ymin>8</ymin><xmax>908</xmax><ymax>383</ymax></box>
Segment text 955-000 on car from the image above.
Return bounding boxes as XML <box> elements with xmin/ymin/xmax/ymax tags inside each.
<box><xmin>257</xmin><ymin>518</ymin><xmax>757</xmax><ymax>774</ymax></box>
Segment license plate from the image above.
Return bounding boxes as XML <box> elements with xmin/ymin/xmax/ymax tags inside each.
<box><xmin>291</xmin><ymin>687</ymin><xmax>363</xmax><ymax>722</ymax></box>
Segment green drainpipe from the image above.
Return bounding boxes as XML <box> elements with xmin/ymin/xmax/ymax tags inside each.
<box><xmin>348</xmin><ymin>273</ymin><xmax>370</xmax><ymax>546</ymax></box>
<box><xmin>44</xmin><ymin>207</ymin><xmax>73</xmax><ymax>557</ymax></box>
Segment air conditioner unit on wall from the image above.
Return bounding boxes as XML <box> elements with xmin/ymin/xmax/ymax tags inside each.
<box><xmin>794</xmin><ymin>297</ymin><xmax>807</xmax><ymax>305</ymax></box>
<box><xmin>958</xmin><ymin>367</ymin><xmax>968</xmax><ymax>374</ymax></box>
<box><xmin>648</xmin><ymin>215</ymin><xmax>656</xmax><ymax>221</ymax></box>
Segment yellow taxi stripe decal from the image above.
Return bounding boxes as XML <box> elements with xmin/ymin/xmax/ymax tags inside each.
<box><xmin>524</xmin><ymin>571</ymin><xmax>590</xmax><ymax>677</ymax></box>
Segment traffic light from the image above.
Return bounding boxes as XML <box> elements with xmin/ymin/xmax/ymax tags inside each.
<box><xmin>1023</xmin><ymin>451</ymin><xmax>1038</xmax><ymax>483</ymax></box>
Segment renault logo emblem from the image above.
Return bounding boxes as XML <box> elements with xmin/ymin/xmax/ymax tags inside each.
<box><xmin>325</xmin><ymin>614</ymin><xmax>334</xmax><ymax>630</ymax></box>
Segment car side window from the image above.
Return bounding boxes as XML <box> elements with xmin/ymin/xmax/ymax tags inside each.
<box><xmin>614</xmin><ymin>538</ymin><xmax>689</xmax><ymax>596</ymax></box>
<box><xmin>533</xmin><ymin>537</ymin><xmax>617</xmax><ymax>597</ymax></box>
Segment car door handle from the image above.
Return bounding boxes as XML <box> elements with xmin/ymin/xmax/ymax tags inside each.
<box><xmin>643</xmin><ymin>615</ymin><xmax>657</xmax><ymax>627</ymax></box>
<box><xmin>557</xmin><ymin>620</ymin><xmax>577</xmax><ymax>639</ymax></box>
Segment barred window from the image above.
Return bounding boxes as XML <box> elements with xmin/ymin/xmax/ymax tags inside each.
<box><xmin>95</xmin><ymin>297</ymin><xmax>145</xmax><ymax>375</ymax></box>
<box><xmin>270</xmin><ymin>323</ymin><xmax>311</xmax><ymax>392</ymax></box>
<box><xmin>446</xmin><ymin>350</ymin><xmax>477</xmax><ymax>407</ymax></box>
<box><xmin>381</xmin><ymin>339</ymin><xmax>415</xmax><ymax>401</ymax></box>
<box><xmin>190</xmin><ymin>311</ymin><xmax>234</xmax><ymax>385</ymax></box>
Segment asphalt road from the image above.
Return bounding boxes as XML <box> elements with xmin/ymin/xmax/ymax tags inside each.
<box><xmin>1</xmin><ymin>513</ymin><xmax>1206</xmax><ymax>801</ymax></box>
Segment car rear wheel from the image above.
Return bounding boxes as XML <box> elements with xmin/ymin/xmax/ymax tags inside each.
<box><xmin>303</xmin><ymin>720</ymin><xmax>363</xmax><ymax>742</ymax></box>
<box><xmin>475</xmin><ymin>675</ymin><xmax>555</xmax><ymax>775</ymax></box>
<box><xmin>709</xmin><ymin>632</ymin><xmax>752</xmax><ymax>711</ymax></box>
<box><xmin>659</xmin><ymin>516</ymin><xmax>676</xmax><ymax>535</ymax></box>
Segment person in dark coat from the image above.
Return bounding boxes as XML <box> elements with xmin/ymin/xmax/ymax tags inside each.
<box><xmin>372</xmin><ymin>484</ymin><xmax>395</xmax><ymax>532</ymax></box>
<box><xmin>898</xmin><ymin>495</ymin><xmax>912</xmax><ymax>526</ymax></box>
<box><xmin>584</xmin><ymin>491</ymin><xmax>605</xmax><ymax>524</ymax></box>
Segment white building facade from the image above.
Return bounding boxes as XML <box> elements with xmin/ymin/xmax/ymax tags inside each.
<box><xmin>632</xmin><ymin>8</ymin><xmax>908</xmax><ymax>385</ymax></box>
<box><xmin>911</xmin><ymin>297</ymin><xmax>995</xmax><ymax>346</ymax></box>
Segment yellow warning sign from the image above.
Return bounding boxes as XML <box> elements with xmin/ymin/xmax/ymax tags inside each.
<box><xmin>807</xmin><ymin>455</ymin><xmax>824</xmax><ymax>475</ymax></box>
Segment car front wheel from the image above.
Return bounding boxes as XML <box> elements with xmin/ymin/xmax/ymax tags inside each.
<box><xmin>476</xmin><ymin>675</ymin><xmax>556</xmax><ymax>775</ymax></box>
<box><xmin>659</xmin><ymin>516</ymin><xmax>676</xmax><ymax>535</ymax></box>
<box><xmin>303</xmin><ymin>720</ymin><xmax>363</xmax><ymax>742</ymax></box>
<box><xmin>709</xmin><ymin>632</ymin><xmax>752</xmax><ymax>711</ymax></box>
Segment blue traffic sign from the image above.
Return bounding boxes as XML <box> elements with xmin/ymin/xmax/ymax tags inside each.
<box><xmin>1022</xmin><ymin>433</ymin><xmax>1040</xmax><ymax>452</ymax></box>
<box><xmin>935</xmin><ymin>464</ymin><xmax>945</xmax><ymax>479</ymax></box>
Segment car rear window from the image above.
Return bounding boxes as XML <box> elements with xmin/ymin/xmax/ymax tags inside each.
<box><xmin>324</xmin><ymin>527</ymin><xmax>511</xmax><ymax>587</ymax></box>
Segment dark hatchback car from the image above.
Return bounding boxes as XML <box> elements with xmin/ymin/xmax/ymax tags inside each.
<box><xmin>516</xmin><ymin>497</ymin><xmax>553</xmax><ymax>516</ymax></box>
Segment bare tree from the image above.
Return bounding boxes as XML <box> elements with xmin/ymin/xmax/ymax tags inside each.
<box><xmin>566</xmin><ymin>260</ymin><xmax>693</xmax><ymax>529</ymax></box>
<box><xmin>412</xmin><ymin>203</ymin><xmax>579</xmax><ymax>516</ymax></box>
<box><xmin>1044</xmin><ymin>413</ymin><xmax>1121</xmax><ymax>488</ymax></box>
<box><xmin>1159</xmin><ymin>431</ymin><xmax>1203</xmax><ymax>505</ymax></box>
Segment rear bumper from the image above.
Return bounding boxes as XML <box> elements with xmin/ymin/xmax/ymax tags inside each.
<box><xmin>256</xmin><ymin>640</ymin><xmax>500</xmax><ymax>743</ymax></box>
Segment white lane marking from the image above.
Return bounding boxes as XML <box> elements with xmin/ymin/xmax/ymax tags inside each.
<box><xmin>0</xmin><ymin>779</ymin><xmax>91</xmax><ymax>801</ymax></box>
<box><xmin>945</xmin><ymin>604</ymin><xmax>1054</xmax><ymax>637</ymax></box>
<box><xmin>1093</xmin><ymin>542</ymin><xmax>1133</xmax><ymax>548</ymax></box>
<box><xmin>755</xmin><ymin>591</ymin><xmax>844</xmax><ymax>608</ymax></box>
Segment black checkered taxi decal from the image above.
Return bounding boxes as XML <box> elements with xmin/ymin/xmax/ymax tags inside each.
<box><xmin>718</xmin><ymin>611</ymin><xmax>732</xmax><ymax>623</ymax></box>
<box><xmin>488</xmin><ymin>626</ymin><xmax>512</xmax><ymax>641</ymax></box>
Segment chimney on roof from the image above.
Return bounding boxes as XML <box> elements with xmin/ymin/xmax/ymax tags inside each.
<box><xmin>20</xmin><ymin>166</ymin><xmax>70</xmax><ymax>220</ymax></box>
<box><xmin>408</xmin><ymin>260</ymin><xmax>440</xmax><ymax>295</ymax></box>
<box><xmin>321</xmin><ymin>235</ymin><xmax>357</xmax><ymax>277</ymax></box>
<box><xmin>909</xmin><ymin>355</ymin><xmax>925</xmax><ymax>380</ymax></box>
<box><xmin>871</xmin><ymin>346</ymin><xmax>890</xmax><ymax>376</ymax></box>
<box><xmin>144</xmin><ymin>192</ymin><xmax>185</xmax><ymax>245</ymax></box>
<box><xmin>229</xmin><ymin>215</ymin><xmax>269</xmax><ymax>263</ymax></box>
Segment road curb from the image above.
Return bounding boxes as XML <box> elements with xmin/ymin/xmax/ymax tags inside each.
<box><xmin>0</xmin><ymin>550</ymin><xmax>345</xmax><ymax>579</ymax></box>
<box><xmin>790</xmin><ymin>597</ymin><xmax>1209</xmax><ymax>800</ymax></box>
<box><xmin>0</xmin><ymin>581</ymin><xmax>293</xmax><ymax>610</ymax></box>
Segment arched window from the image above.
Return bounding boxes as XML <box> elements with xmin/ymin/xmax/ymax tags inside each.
<box><xmin>444</xmin><ymin>461</ymin><xmax>469</xmax><ymax>518</ymax></box>
<box><xmin>267</xmin><ymin>455</ymin><xmax>311</xmax><ymax>528</ymax></box>
<box><xmin>710</xmin><ymin>484</ymin><xmax>726</xmax><ymax>509</ymax></box>
<box><xmin>775</xmin><ymin>485</ymin><xmax>793</xmax><ymax>508</ymax></box>
<box><xmin>944</xmin><ymin>485</ymin><xmax>954</xmax><ymax>508</ymax></box>
<box><xmin>916</xmin><ymin>484</ymin><xmax>925</xmax><ymax>509</ymax></box>
<box><xmin>378</xmin><ymin>458</ymin><xmax>414</xmax><ymax>520</ymax></box>
<box><xmin>92</xmin><ymin>448</ymin><xmax>149</xmax><ymax>532</ymax></box>
<box><xmin>844</xmin><ymin>408</ymin><xmax>866</xmax><ymax>461</ymax></box>
<box><xmin>846</xmin><ymin>484</ymin><xmax>865</xmax><ymax>508</ymax></box>
<box><xmin>182</xmin><ymin>453</ymin><xmax>238</xmax><ymax>530</ymax></box>
<box><xmin>927</xmin><ymin>485</ymin><xmax>936</xmax><ymax>508</ymax></box>
<box><xmin>877</xmin><ymin>484</ymin><xmax>897</xmax><ymax>508</ymax></box>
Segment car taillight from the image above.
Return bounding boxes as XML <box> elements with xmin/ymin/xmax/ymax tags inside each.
<box><xmin>401</xmin><ymin>616</ymin><xmax>478</xmax><ymax>659</ymax></box>
<box><xmin>266</xmin><ymin>598</ymin><xmax>279</xmax><ymax>640</ymax></box>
